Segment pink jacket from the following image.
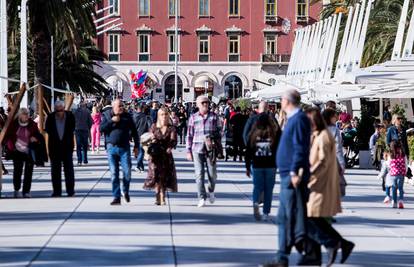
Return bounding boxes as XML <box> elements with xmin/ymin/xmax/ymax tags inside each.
<box><xmin>92</xmin><ymin>113</ymin><xmax>101</xmax><ymax>126</ymax></box>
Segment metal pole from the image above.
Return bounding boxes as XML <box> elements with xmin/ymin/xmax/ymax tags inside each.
<box><xmin>51</xmin><ymin>35</ymin><xmax>55</xmax><ymax>111</ymax></box>
<box><xmin>20</xmin><ymin>0</ymin><xmax>28</xmax><ymax>108</ymax></box>
<box><xmin>174</xmin><ymin>0</ymin><xmax>178</xmax><ymax>103</ymax></box>
<box><xmin>0</xmin><ymin>0</ymin><xmax>8</xmax><ymax>108</ymax></box>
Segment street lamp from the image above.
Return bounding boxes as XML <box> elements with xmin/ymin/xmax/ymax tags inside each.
<box><xmin>204</xmin><ymin>81</ymin><xmax>209</xmax><ymax>96</ymax></box>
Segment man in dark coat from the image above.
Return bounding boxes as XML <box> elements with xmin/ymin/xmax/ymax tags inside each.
<box><xmin>133</xmin><ymin>103</ymin><xmax>152</xmax><ymax>172</ymax></box>
<box><xmin>45</xmin><ymin>101</ymin><xmax>76</xmax><ymax>197</ymax></box>
<box><xmin>101</xmin><ymin>99</ymin><xmax>139</xmax><ymax>205</ymax></box>
<box><xmin>243</xmin><ymin>101</ymin><xmax>269</xmax><ymax>145</ymax></box>
<box><xmin>266</xmin><ymin>90</ymin><xmax>317</xmax><ymax>267</ymax></box>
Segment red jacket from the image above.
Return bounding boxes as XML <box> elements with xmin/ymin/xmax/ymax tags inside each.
<box><xmin>3</xmin><ymin>119</ymin><xmax>40</xmax><ymax>152</ymax></box>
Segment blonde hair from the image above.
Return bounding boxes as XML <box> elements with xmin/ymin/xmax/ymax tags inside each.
<box><xmin>391</xmin><ymin>114</ymin><xmax>400</xmax><ymax>125</ymax></box>
<box><xmin>156</xmin><ymin>107</ymin><xmax>171</xmax><ymax>128</ymax></box>
<box><xmin>92</xmin><ymin>106</ymin><xmax>99</xmax><ymax>115</ymax></box>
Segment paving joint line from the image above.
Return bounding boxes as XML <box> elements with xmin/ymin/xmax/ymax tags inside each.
<box><xmin>166</xmin><ymin>191</ymin><xmax>178</xmax><ymax>267</ymax></box>
<box><xmin>26</xmin><ymin>168</ymin><xmax>109</xmax><ymax>267</ymax></box>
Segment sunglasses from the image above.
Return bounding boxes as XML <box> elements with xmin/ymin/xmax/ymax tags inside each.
<box><xmin>397</xmin><ymin>117</ymin><xmax>403</xmax><ymax>120</ymax></box>
<box><xmin>201</xmin><ymin>101</ymin><xmax>209</xmax><ymax>105</ymax></box>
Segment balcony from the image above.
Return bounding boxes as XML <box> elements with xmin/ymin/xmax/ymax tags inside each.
<box><xmin>261</xmin><ymin>54</ymin><xmax>290</xmax><ymax>65</ymax></box>
<box><xmin>265</xmin><ymin>15</ymin><xmax>278</xmax><ymax>23</ymax></box>
<box><xmin>296</xmin><ymin>15</ymin><xmax>309</xmax><ymax>23</ymax></box>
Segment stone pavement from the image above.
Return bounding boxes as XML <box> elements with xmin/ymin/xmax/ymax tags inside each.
<box><xmin>0</xmin><ymin>145</ymin><xmax>413</xmax><ymax>267</ymax></box>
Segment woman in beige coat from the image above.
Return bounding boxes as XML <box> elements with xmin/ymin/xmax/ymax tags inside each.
<box><xmin>306</xmin><ymin>107</ymin><xmax>354</xmax><ymax>266</ymax></box>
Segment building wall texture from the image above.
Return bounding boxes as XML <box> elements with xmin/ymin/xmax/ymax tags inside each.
<box><xmin>96</xmin><ymin>0</ymin><xmax>321</xmax><ymax>102</ymax></box>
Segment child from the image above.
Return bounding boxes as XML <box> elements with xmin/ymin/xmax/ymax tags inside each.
<box><xmin>378</xmin><ymin>149</ymin><xmax>391</xmax><ymax>203</ymax></box>
<box><xmin>387</xmin><ymin>141</ymin><xmax>406</xmax><ymax>209</ymax></box>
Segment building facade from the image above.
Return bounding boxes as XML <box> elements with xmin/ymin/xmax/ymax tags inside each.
<box><xmin>96</xmin><ymin>0</ymin><xmax>321</xmax><ymax>102</ymax></box>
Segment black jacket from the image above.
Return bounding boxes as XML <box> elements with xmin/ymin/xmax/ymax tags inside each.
<box><xmin>100</xmin><ymin>110</ymin><xmax>139</xmax><ymax>149</ymax></box>
<box><xmin>133</xmin><ymin>112</ymin><xmax>152</xmax><ymax>137</ymax></box>
<box><xmin>45</xmin><ymin>111</ymin><xmax>76</xmax><ymax>158</ymax></box>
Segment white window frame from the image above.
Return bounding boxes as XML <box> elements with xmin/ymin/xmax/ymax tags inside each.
<box><xmin>168</xmin><ymin>34</ymin><xmax>181</xmax><ymax>61</ymax></box>
<box><xmin>228</xmin><ymin>35</ymin><xmax>240</xmax><ymax>62</ymax></box>
<box><xmin>264</xmin><ymin>0</ymin><xmax>277</xmax><ymax>21</ymax></box>
<box><xmin>296</xmin><ymin>0</ymin><xmax>309</xmax><ymax>22</ymax></box>
<box><xmin>138</xmin><ymin>34</ymin><xmax>150</xmax><ymax>61</ymax></box>
<box><xmin>265</xmin><ymin>35</ymin><xmax>277</xmax><ymax>55</ymax></box>
<box><xmin>138</xmin><ymin>0</ymin><xmax>150</xmax><ymax>17</ymax></box>
<box><xmin>229</xmin><ymin>0</ymin><xmax>240</xmax><ymax>17</ymax></box>
<box><xmin>198</xmin><ymin>34</ymin><xmax>210</xmax><ymax>62</ymax></box>
<box><xmin>109</xmin><ymin>0</ymin><xmax>120</xmax><ymax>16</ymax></box>
<box><xmin>199</xmin><ymin>0</ymin><xmax>210</xmax><ymax>17</ymax></box>
<box><xmin>108</xmin><ymin>33</ymin><xmax>120</xmax><ymax>61</ymax></box>
<box><xmin>169</xmin><ymin>0</ymin><xmax>180</xmax><ymax>17</ymax></box>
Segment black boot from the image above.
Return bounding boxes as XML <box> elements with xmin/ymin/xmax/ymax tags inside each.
<box><xmin>341</xmin><ymin>239</ymin><xmax>355</xmax><ymax>264</ymax></box>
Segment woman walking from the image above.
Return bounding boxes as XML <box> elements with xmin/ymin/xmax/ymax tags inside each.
<box><xmin>91</xmin><ymin>106</ymin><xmax>101</xmax><ymax>153</ymax></box>
<box><xmin>306</xmin><ymin>108</ymin><xmax>354</xmax><ymax>266</ymax></box>
<box><xmin>177</xmin><ymin>106</ymin><xmax>187</xmax><ymax>144</ymax></box>
<box><xmin>245</xmin><ymin>113</ymin><xmax>281</xmax><ymax>221</ymax></box>
<box><xmin>4</xmin><ymin>108</ymin><xmax>40</xmax><ymax>198</ymax></box>
<box><xmin>144</xmin><ymin>108</ymin><xmax>178</xmax><ymax>205</ymax></box>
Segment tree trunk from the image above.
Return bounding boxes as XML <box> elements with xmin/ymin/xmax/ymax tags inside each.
<box><xmin>30</xmin><ymin>1</ymin><xmax>50</xmax><ymax>116</ymax></box>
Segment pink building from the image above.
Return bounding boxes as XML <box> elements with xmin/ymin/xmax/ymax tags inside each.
<box><xmin>96</xmin><ymin>0</ymin><xmax>321</xmax><ymax>102</ymax></box>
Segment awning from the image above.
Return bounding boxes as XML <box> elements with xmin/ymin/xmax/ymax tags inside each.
<box><xmin>194</xmin><ymin>76</ymin><xmax>213</xmax><ymax>88</ymax></box>
<box><xmin>250</xmin><ymin>83</ymin><xmax>300</xmax><ymax>100</ymax></box>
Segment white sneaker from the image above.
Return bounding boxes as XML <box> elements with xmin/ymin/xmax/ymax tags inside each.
<box><xmin>392</xmin><ymin>201</ymin><xmax>397</xmax><ymax>208</ymax></box>
<box><xmin>23</xmin><ymin>193</ymin><xmax>31</xmax><ymax>198</ymax></box>
<box><xmin>208</xmin><ymin>192</ymin><xmax>215</xmax><ymax>204</ymax></box>
<box><xmin>13</xmin><ymin>191</ymin><xmax>20</xmax><ymax>198</ymax></box>
<box><xmin>197</xmin><ymin>199</ymin><xmax>206</xmax><ymax>208</ymax></box>
<box><xmin>262</xmin><ymin>214</ymin><xmax>270</xmax><ymax>222</ymax></box>
<box><xmin>383</xmin><ymin>196</ymin><xmax>391</xmax><ymax>204</ymax></box>
<box><xmin>134</xmin><ymin>167</ymin><xmax>140</xmax><ymax>172</ymax></box>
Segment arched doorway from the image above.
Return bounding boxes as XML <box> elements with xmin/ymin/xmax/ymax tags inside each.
<box><xmin>164</xmin><ymin>75</ymin><xmax>183</xmax><ymax>103</ymax></box>
<box><xmin>224</xmin><ymin>75</ymin><xmax>243</xmax><ymax>99</ymax></box>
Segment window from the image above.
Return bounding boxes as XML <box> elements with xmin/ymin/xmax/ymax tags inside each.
<box><xmin>265</xmin><ymin>0</ymin><xmax>277</xmax><ymax>21</ymax></box>
<box><xmin>199</xmin><ymin>0</ymin><xmax>209</xmax><ymax>17</ymax></box>
<box><xmin>265</xmin><ymin>35</ymin><xmax>277</xmax><ymax>55</ymax></box>
<box><xmin>228</xmin><ymin>35</ymin><xmax>240</xmax><ymax>62</ymax></box>
<box><xmin>169</xmin><ymin>0</ymin><xmax>179</xmax><ymax>16</ymax></box>
<box><xmin>139</xmin><ymin>0</ymin><xmax>150</xmax><ymax>16</ymax></box>
<box><xmin>138</xmin><ymin>34</ymin><xmax>150</xmax><ymax>61</ymax></box>
<box><xmin>229</xmin><ymin>0</ymin><xmax>239</xmax><ymax>16</ymax></box>
<box><xmin>297</xmin><ymin>0</ymin><xmax>308</xmax><ymax>22</ymax></box>
<box><xmin>108</xmin><ymin>34</ymin><xmax>120</xmax><ymax>61</ymax></box>
<box><xmin>198</xmin><ymin>35</ymin><xmax>210</xmax><ymax>62</ymax></box>
<box><xmin>109</xmin><ymin>0</ymin><xmax>120</xmax><ymax>15</ymax></box>
<box><xmin>168</xmin><ymin>34</ymin><xmax>180</xmax><ymax>61</ymax></box>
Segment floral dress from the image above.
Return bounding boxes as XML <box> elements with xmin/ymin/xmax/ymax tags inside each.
<box><xmin>143</xmin><ymin>124</ymin><xmax>178</xmax><ymax>192</ymax></box>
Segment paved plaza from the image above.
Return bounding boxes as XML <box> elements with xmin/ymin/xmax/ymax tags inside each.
<box><xmin>0</xmin><ymin>146</ymin><xmax>413</xmax><ymax>267</ymax></box>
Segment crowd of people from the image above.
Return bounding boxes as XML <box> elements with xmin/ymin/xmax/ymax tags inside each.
<box><xmin>3</xmin><ymin>89</ymin><xmax>414</xmax><ymax>266</ymax></box>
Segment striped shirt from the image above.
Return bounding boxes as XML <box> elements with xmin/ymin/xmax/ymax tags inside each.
<box><xmin>186</xmin><ymin>111</ymin><xmax>222</xmax><ymax>154</ymax></box>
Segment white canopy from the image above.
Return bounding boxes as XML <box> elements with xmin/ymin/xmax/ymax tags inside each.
<box><xmin>250</xmin><ymin>83</ymin><xmax>301</xmax><ymax>100</ymax></box>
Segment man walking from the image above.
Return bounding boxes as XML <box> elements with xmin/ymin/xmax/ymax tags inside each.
<box><xmin>45</xmin><ymin>101</ymin><xmax>76</xmax><ymax>197</ymax></box>
<box><xmin>101</xmin><ymin>99</ymin><xmax>139</xmax><ymax>205</ymax></box>
<box><xmin>186</xmin><ymin>95</ymin><xmax>222</xmax><ymax>208</ymax></box>
<box><xmin>133</xmin><ymin>103</ymin><xmax>152</xmax><ymax>172</ymax></box>
<box><xmin>73</xmin><ymin>102</ymin><xmax>92</xmax><ymax>165</ymax></box>
<box><xmin>267</xmin><ymin>90</ymin><xmax>316</xmax><ymax>267</ymax></box>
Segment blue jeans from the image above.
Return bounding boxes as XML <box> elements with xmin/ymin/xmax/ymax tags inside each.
<box><xmin>392</xmin><ymin>175</ymin><xmax>404</xmax><ymax>202</ymax></box>
<box><xmin>252</xmin><ymin>167</ymin><xmax>276</xmax><ymax>214</ymax></box>
<box><xmin>193</xmin><ymin>153</ymin><xmax>217</xmax><ymax>200</ymax></box>
<box><xmin>107</xmin><ymin>144</ymin><xmax>132</xmax><ymax>198</ymax></box>
<box><xmin>75</xmin><ymin>130</ymin><xmax>89</xmax><ymax>164</ymax></box>
<box><xmin>136</xmin><ymin>144</ymin><xmax>145</xmax><ymax>171</ymax></box>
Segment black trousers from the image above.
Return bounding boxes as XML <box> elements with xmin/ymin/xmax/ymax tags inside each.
<box><xmin>308</xmin><ymin>217</ymin><xmax>342</xmax><ymax>248</ymax></box>
<box><xmin>51</xmin><ymin>152</ymin><xmax>75</xmax><ymax>196</ymax></box>
<box><xmin>13</xmin><ymin>151</ymin><xmax>34</xmax><ymax>194</ymax></box>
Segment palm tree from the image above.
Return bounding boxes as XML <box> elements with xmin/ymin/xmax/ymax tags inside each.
<box><xmin>7</xmin><ymin>0</ymin><xmax>107</xmax><ymax>94</ymax></box>
<box><xmin>312</xmin><ymin>0</ymin><xmax>411</xmax><ymax>67</ymax></box>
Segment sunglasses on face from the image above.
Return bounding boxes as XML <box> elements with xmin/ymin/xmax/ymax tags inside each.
<box><xmin>201</xmin><ymin>101</ymin><xmax>209</xmax><ymax>105</ymax></box>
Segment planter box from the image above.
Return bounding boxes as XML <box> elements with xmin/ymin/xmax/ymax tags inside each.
<box><xmin>359</xmin><ymin>150</ymin><xmax>373</xmax><ymax>169</ymax></box>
